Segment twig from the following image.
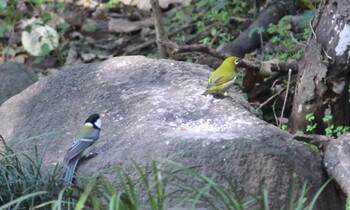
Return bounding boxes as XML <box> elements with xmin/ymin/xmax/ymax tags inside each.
<box><xmin>279</xmin><ymin>69</ymin><xmax>292</xmax><ymax>128</ymax></box>
<box><xmin>309</xmin><ymin>19</ymin><xmax>317</xmax><ymax>39</ymax></box>
<box><xmin>289</xmin><ymin>32</ymin><xmax>306</xmax><ymax>48</ymax></box>
<box><xmin>292</xmin><ymin>134</ymin><xmax>332</xmax><ymax>150</ymax></box>
<box><xmin>158</xmin><ymin>40</ymin><xmax>229</xmax><ymax>59</ymax></box>
<box><xmin>322</xmin><ymin>47</ymin><xmax>333</xmax><ymax>60</ymax></box>
<box><xmin>125</xmin><ymin>39</ymin><xmax>156</xmax><ymax>54</ymax></box>
<box><xmin>159</xmin><ymin>40</ymin><xmax>299</xmax><ymax>75</ymax></box>
<box><xmin>256</xmin><ymin>85</ymin><xmax>285</xmax><ymax>111</ymax></box>
<box><xmin>257</xmin><ymin>78</ymin><xmax>296</xmax><ymax>111</ymax></box>
<box><xmin>210</xmin><ymin>28</ymin><xmax>223</xmax><ymax>47</ymax></box>
<box><xmin>259</xmin><ymin>32</ymin><xmax>264</xmax><ymax>58</ymax></box>
<box><xmin>236</xmin><ymin>59</ymin><xmax>299</xmax><ymax>74</ymax></box>
<box><xmin>273</xmin><ymin>97</ymin><xmax>279</xmax><ymax>126</ymax></box>
<box><xmin>125</xmin><ymin>23</ymin><xmax>194</xmax><ymax>54</ymax></box>
<box><xmin>150</xmin><ymin>0</ymin><xmax>168</xmax><ymax>58</ymax></box>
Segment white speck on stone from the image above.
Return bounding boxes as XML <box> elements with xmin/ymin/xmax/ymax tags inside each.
<box><xmin>169</xmin><ymin>122</ymin><xmax>177</xmax><ymax>127</ymax></box>
<box><xmin>329</xmin><ymin>36</ymin><xmax>333</xmax><ymax>44</ymax></box>
<box><xmin>335</xmin><ymin>24</ymin><xmax>350</xmax><ymax>56</ymax></box>
<box><xmin>166</xmin><ymin>141</ymin><xmax>169</xmax><ymax>145</ymax></box>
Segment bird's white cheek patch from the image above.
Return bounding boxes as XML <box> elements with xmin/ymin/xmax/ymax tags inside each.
<box><xmin>95</xmin><ymin>119</ymin><xmax>102</xmax><ymax>129</ymax></box>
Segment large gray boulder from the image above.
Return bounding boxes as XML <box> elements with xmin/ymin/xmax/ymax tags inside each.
<box><xmin>0</xmin><ymin>56</ymin><xmax>344</xmax><ymax>209</ymax></box>
<box><xmin>0</xmin><ymin>62</ymin><xmax>37</xmax><ymax>105</ymax></box>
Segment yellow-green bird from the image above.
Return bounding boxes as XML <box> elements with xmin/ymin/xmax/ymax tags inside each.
<box><xmin>202</xmin><ymin>56</ymin><xmax>240</xmax><ymax>96</ymax></box>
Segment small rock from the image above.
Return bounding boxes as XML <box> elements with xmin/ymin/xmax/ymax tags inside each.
<box><xmin>0</xmin><ymin>62</ymin><xmax>37</xmax><ymax>105</ymax></box>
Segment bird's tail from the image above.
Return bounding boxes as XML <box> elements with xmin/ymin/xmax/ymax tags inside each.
<box><xmin>58</xmin><ymin>156</ymin><xmax>80</xmax><ymax>188</ymax></box>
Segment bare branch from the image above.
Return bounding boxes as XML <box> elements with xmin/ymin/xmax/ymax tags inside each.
<box><xmin>150</xmin><ymin>0</ymin><xmax>168</xmax><ymax>58</ymax></box>
<box><xmin>158</xmin><ymin>40</ymin><xmax>229</xmax><ymax>59</ymax></box>
<box><xmin>292</xmin><ymin>134</ymin><xmax>333</xmax><ymax>150</ymax></box>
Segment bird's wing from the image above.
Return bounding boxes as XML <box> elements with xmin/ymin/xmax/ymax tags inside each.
<box><xmin>208</xmin><ymin>72</ymin><xmax>234</xmax><ymax>87</ymax></box>
<box><xmin>63</xmin><ymin>138</ymin><xmax>95</xmax><ymax>163</ymax></box>
<box><xmin>207</xmin><ymin>76</ymin><xmax>223</xmax><ymax>87</ymax></box>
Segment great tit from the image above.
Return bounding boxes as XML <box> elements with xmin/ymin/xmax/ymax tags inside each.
<box><xmin>60</xmin><ymin>113</ymin><xmax>101</xmax><ymax>187</ymax></box>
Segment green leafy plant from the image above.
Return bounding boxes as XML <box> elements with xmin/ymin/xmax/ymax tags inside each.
<box><xmin>161</xmin><ymin>0</ymin><xmax>251</xmax><ymax>47</ymax></box>
<box><xmin>281</xmin><ymin>124</ymin><xmax>288</xmax><ymax>131</ymax></box>
<box><xmin>296</xmin><ymin>130</ymin><xmax>304</xmax><ymax>135</ymax></box>
<box><xmin>323</xmin><ymin>114</ymin><xmax>349</xmax><ymax>137</ymax></box>
<box><xmin>323</xmin><ymin>114</ymin><xmax>333</xmax><ymax>137</ymax></box>
<box><xmin>266</xmin><ymin>15</ymin><xmax>308</xmax><ymax>62</ymax></box>
<box><xmin>106</xmin><ymin>0</ymin><xmax>121</xmax><ymax>10</ymax></box>
<box><xmin>347</xmin><ymin>199</ymin><xmax>350</xmax><ymax>210</ymax></box>
<box><xmin>294</xmin><ymin>113</ymin><xmax>349</xmax><ymax>137</ymax></box>
<box><xmin>193</xmin><ymin>0</ymin><xmax>250</xmax><ymax>45</ymax></box>
<box><xmin>305</xmin><ymin>113</ymin><xmax>317</xmax><ymax>133</ymax></box>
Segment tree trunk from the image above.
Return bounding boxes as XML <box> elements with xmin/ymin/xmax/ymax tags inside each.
<box><xmin>290</xmin><ymin>0</ymin><xmax>350</xmax><ymax>133</ymax></box>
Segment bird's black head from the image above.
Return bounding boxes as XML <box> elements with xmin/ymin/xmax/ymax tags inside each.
<box><xmin>85</xmin><ymin>113</ymin><xmax>101</xmax><ymax>130</ymax></box>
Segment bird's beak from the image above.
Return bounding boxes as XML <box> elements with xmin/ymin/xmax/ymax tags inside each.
<box><xmin>235</xmin><ymin>58</ymin><xmax>242</xmax><ymax>65</ymax></box>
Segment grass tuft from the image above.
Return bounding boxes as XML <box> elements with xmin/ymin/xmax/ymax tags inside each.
<box><xmin>0</xmin><ymin>135</ymin><xmax>335</xmax><ymax>209</ymax></box>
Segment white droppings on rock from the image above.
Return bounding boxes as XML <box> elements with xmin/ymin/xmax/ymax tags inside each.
<box><xmin>168</xmin><ymin>122</ymin><xmax>177</xmax><ymax>127</ymax></box>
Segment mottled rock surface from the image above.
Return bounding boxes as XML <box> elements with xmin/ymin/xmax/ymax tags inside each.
<box><xmin>0</xmin><ymin>56</ymin><xmax>344</xmax><ymax>209</ymax></box>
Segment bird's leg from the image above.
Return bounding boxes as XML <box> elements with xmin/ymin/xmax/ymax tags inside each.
<box><xmin>213</xmin><ymin>93</ymin><xmax>226</xmax><ymax>99</ymax></box>
<box><xmin>81</xmin><ymin>151</ymin><xmax>100</xmax><ymax>160</ymax></box>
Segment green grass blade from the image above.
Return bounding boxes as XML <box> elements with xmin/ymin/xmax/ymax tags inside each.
<box><xmin>0</xmin><ymin>191</ymin><xmax>47</xmax><ymax>210</ymax></box>
<box><xmin>74</xmin><ymin>177</ymin><xmax>96</xmax><ymax>210</ymax></box>
<box><xmin>305</xmin><ymin>178</ymin><xmax>332</xmax><ymax>210</ymax></box>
